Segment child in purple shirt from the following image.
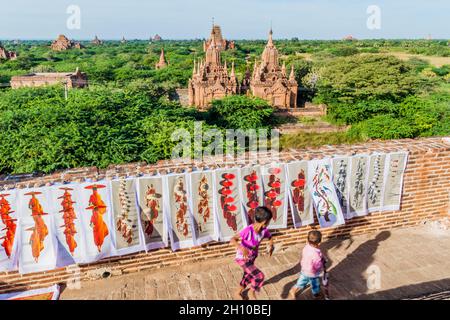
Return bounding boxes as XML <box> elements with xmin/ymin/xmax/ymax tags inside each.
<box><xmin>289</xmin><ymin>230</ymin><xmax>327</xmax><ymax>299</ymax></box>
<box><xmin>230</xmin><ymin>206</ymin><xmax>274</xmax><ymax>300</ymax></box>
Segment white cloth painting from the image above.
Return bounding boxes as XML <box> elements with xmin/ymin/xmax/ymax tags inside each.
<box><xmin>239</xmin><ymin>165</ymin><xmax>264</xmax><ymax>225</ymax></box>
<box><xmin>367</xmin><ymin>153</ymin><xmax>388</xmax><ymax>213</ymax></box>
<box><xmin>348</xmin><ymin>154</ymin><xmax>370</xmax><ymax>218</ymax></box>
<box><xmin>17</xmin><ymin>187</ymin><xmax>58</xmax><ymax>274</ymax></box>
<box><xmin>109</xmin><ymin>178</ymin><xmax>145</xmax><ymax>256</ymax></box>
<box><xmin>308</xmin><ymin>159</ymin><xmax>345</xmax><ymax>228</ymax></box>
<box><xmin>286</xmin><ymin>161</ymin><xmax>314</xmax><ymax>227</ymax></box>
<box><xmin>188</xmin><ymin>170</ymin><xmax>219</xmax><ymax>245</ymax></box>
<box><xmin>261</xmin><ymin>163</ymin><xmax>289</xmax><ymax>229</ymax></box>
<box><xmin>136</xmin><ymin>175</ymin><xmax>168</xmax><ymax>251</ymax></box>
<box><xmin>49</xmin><ymin>183</ymin><xmax>88</xmax><ymax>266</ymax></box>
<box><xmin>164</xmin><ymin>173</ymin><xmax>195</xmax><ymax>251</ymax></box>
<box><xmin>75</xmin><ymin>181</ymin><xmax>114</xmax><ymax>263</ymax></box>
<box><xmin>0</xmin><ymin>190</ymin><xmax>20</xmax><ymax>272</ymax></box>
<box><xmin>382</xmin><ymin>151</ymin><xmax>409</xmax><ymax>211</ymax></box>
<box><xmin>331</xmin><ymin>157</ymin><xmax>351</xmax><ymax>219</ymax></box>
<box><xmin>0</xmin><ymin>284</ymin><xmax>60</xmax><ymax>300</ymax></box>
<box><xmin>214</xmin><ymin>168</ymin><xmax>247</xmax><ymax>241</ymax></box>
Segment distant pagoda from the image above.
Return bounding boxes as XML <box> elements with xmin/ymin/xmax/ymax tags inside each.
<box><xmin>155</xmin><ymin>48</ymin><xmax>168</xmax><ymax>70</ymax></box>
<box><xmin>91</xmin><ymin>35</ymin><xmax>103</xmax><ymax>45</ymax></box>
<box><xmin>0</xmin><ymin>42</ymin><xmax>17</xmax><ymax>60</ymax></box>
<box><xmin>51</xmin><ymin>35</ymin><xmax>83</xmax><ymax>51</ymax></box>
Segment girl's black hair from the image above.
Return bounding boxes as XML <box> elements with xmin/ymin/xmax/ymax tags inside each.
<box><xmin>254</xmin><ymin>206</ymin><xmax>273</xmax><ymax>223</ymax></box>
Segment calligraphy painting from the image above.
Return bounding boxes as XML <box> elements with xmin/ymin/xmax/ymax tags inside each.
<box><xmin>261</xmin><ymin>164</ymin><xmax>288</xmax><ymax>229</ymax></box>
<box><xmin>50</xmin><ymin>184</ymin><xmax>87</xmax><ymax>266</ymax></box>
<box><xmin>367</xmin><ymin>153</ymin><xmax>387</xmax><ymax>213</ymax></box>
<box><xmin>165</xmin><ymin>174</ymin><xmax>195</xmax><ymax>250</ymax></box>
<box><xmin>382</xmin><ymin>152</ymin><xmax>409</xmax><ymax>211</ymax></box>
<box><xmin>110</xmin><ymin>178</ymin><xmax>144</xmax><ymax>255</ymax></box>
<box><xmin>239</xmin><ymin>166</ymin><xmax>264</xmax><ymax>225</ymax></box>
<box><xmin>331</xmin><ymin>157</ymin><xmax>351</xmax><ymax>219</ymax></box>
<box><xmin>136</xmin><ymin>176</ymin><xmax>168</xmax><ymax>251</ymax></box>
<box><xmin>0</xmin><ymin>190</ymin><xmax>19</xmax><ymax>272</ymax></box>
<box><xmin>308</xmin><ymin>159</ymin><xmax>345</xmax><ymax>228</ymax></box>
<box><xmin>189</xmin><ymin>171</ymin><xmax>218</xmax><ymax>245</ymax></box>
<box><xmin>286</xmin><ymin>161</ymin><xmax>314</xmax><ymax>227</ymax></box>
<box><xmin>214</xmin><ymin>168</ymin><xmax>246</xmax><ymax>241</ymax></box>
<box><xmin>348</xmin><ymin>155</ymin><xmax>370</xmax><ymax>217</ymax></box>
<box><xmin>17</xmin><ymin>187</ymin><xmax>58</xmax><ymax>274</ymax></box>
<box><xmin>76</xmin><ymin>182</ymin><xmax>113</xmax><ymax>262</ymax></box>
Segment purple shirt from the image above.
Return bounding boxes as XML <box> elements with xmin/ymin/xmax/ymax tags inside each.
<box><xmin>235</xmin><ymin>224</ymin><xmax>272</xmax><ymax>260</ymax></box>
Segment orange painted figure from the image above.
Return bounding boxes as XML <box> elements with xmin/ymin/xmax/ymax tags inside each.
<box><xmin>0</xmin><ymin>194</ymin><xmax>17</xmax><ymax>259</ymax></box>
<box><xmin>85</xmin><ymin>184</ymin><xmax>109</xmax><ymax>252</ymax></box>
<box><xmin>24</xmin><ymin>192</ymin><xmax>49</xmax><ymax>262</ymax></box>
<box><xmin>58</xmin><ymin>188</ymin><xmax>78</xmax><ymax>255</ymax></box>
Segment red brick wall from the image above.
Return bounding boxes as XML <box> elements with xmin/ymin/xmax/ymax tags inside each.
<box><xmin>0</xmin><ymin>137</ymin><xmax>449</xmax><ymax>294</ymax></box>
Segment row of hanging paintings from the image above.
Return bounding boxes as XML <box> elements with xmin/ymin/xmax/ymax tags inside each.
<box><xmin>0</xmin><ymin>152</ymin><xmax>408</xmax><ymax>274</ymax></box>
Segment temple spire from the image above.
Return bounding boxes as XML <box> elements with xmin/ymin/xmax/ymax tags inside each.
<box><xmin>231</xmin><ymin>62</ymin><xmax>236</xmax><ymax>77</ymax></box>
<box><xmin>282</xmin><ymin>61</ymin><xmax>286</xmax><ymax>76</ymax></box>
<box><xmin>289</xmin><ymin>65</ymin><xmax>296</xmax><ymax>81</ymax></box>
<box><xmin>268</xmin><ymin>27</ymin><xmax>274</xmax><ymax>47</ymax></box>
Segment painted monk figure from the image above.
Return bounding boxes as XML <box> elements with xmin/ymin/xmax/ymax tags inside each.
<box><xmin>26</xmin><ymin>192</ymin><xmax>49</xmax><ymax>253</ymax></box>
<box><xmin>85</xmin><ymin>185</ymin><xmax>109</xmax><ymax>252</ymax></box>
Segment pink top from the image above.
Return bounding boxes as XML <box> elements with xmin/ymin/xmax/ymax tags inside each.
<box><xmin>300</xmin><ymin>243</ymin><xmax>324</xmax><ymax>277</ymax></box>
<box><xmin>235</xmin><ymin>224</ymin><xmax>271</xmax><ymax>260</ymax></box>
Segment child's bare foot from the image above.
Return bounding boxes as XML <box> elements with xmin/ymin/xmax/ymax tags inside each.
<box><xmin>289</xmin><ymin>287</ymin><xmax>299</xmax><ymax>300</ymax></box>
<box><xmin>233</xmin><ymin>287</ymin><xmax>244</xmax><ymax>300</ymax></box>
<box><xmin>248</xmin><ymin>289</ymin><xmax>257</xmax><ymax>300</ymax></box>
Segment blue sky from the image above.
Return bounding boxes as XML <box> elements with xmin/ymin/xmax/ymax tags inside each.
<box><xmin>0</xmin><ymin>0</ymin><xmax>449</xmax><ymax>40</ymax></box>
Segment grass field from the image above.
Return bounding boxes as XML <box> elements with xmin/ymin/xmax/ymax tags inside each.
<box><xmin>384</xmin><ymin>52</ymin><xmax>450</xmax><ymax>67</ymax></box>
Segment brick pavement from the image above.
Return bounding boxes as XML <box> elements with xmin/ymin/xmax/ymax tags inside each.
<box><xmin>60</xmin><ymin>226</ymin><xmax>450</xmax><ymax>300</ymax></box>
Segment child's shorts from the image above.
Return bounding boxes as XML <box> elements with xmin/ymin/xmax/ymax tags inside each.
<box><xmin>294</xmin><ymin>273</ymin><xmax>321</xmax><ymax>296</ymax></box>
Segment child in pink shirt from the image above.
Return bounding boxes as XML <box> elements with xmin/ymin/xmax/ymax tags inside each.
<box><xmin>289</xmin><ymin>230</ymin><xmax>326</xmax><ymax>299</ymax></box>
<box><xmin>230</xmin><ymin>206</ymin><xmax>274</xmax><ymax>300</ymax></box>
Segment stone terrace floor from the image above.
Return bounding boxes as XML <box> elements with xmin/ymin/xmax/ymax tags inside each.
<box><xmin>60</xmin><ymin>225</ymin><xmax>450</xmax><ymax>300</ymax></box>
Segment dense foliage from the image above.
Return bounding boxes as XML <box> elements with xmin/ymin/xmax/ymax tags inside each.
<box><xmin>0</xmin><ymin>38</ymin><xmax>449</xmax><ymax>174</ymax></box>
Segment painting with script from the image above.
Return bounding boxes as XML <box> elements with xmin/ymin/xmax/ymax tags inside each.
<box><xmin>239</xmin><ymin>166</ymin><xmax>264</xmax><ymax>225</ymax></box>
<box><xmin>189</xmin><ymin>170</ymin><xmax>218</xmax><ymax>245</ymax></box>
<box><xmin>136</xmin><ymin>176</ymin><xmax>168</xmax><ymax>251</ymax></box>
<box><xmin>261</xmin><ymin>164</ymin><xmax>288</xmax><ymax>229</ymax></box>
<box><xmin>348</xmin><ymin>155</ymin><xmax>370</xmax><ymax>217</ymax></box>
<box><xmin>214</xmin><ymin>168</ymin><xmax>246</xmax><ymax>241</ymax></box>
<box><xmin>286</xmin><ymin>161</ymin><xmax>314</xmax><ymax>227</ymax></box>
<box><xmin>331</xmin><ymin>157</ymin><xmax>351</xmax><ymax>219</ymax></box>
<box><xmin>382</xmin><ymin>152</ymin><xmax>409</xmax><ymax>211</ymax></box>
<box><xmin>367</xmin><ymin>153</ymin><xmax>387</xmax><ymax>213</ymax></box>
<box><xmin>164</xmin><ymin>173</ymin><xmax>195</xmax><ymax>250</ymax></box>
<box><xmin>308</xmin><ymin>159</ymin><xmax>345</xmax><ymax>228</ymax></box>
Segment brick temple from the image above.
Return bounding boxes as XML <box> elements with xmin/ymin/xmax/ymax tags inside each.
<box><xmin>188</xmin><ymin>35</ymin><xmax>238</xmax><ymax>109</ymax></box>
<box><xmin>188</xmin><ymin>27</ymin><xmax>298</xmax><ymax>109</ymax></box>
<box><xmin>10</xmin><ymin>68</ymin><xmax>88</xmax><ymax>89</ymax></box>
<box><xmin>51</xmin><ymin>35</ymin><xmax>83</xmax><ymax>51</ymax></box>
<box><xmin>0</xmin><ymin>43</ymin><xmax>17</xmax><ymax>60</ymax></box>
<box><xmin>249</xmin><ymin>29</ymin><xmax>298</xmax><ymax>109</ymax></box>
